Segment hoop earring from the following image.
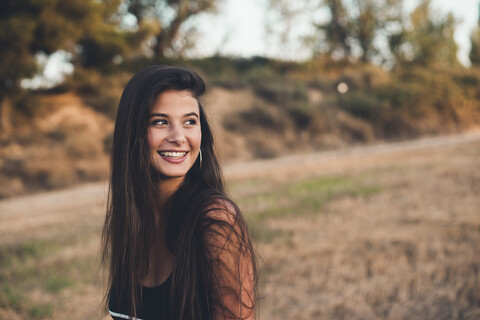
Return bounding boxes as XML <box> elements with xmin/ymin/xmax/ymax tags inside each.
<box><xmin>198</xmin><ymin>149</ymin><xmax>203</xmax><ymax>170</ymax></box>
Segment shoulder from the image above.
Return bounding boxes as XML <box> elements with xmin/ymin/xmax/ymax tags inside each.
<box><xmin>203</xmin><ymin>198</ymin><xmax>240</xmax><ymax>225</ymax></box>
<box><xmin>201</xmin><ymin>199</ymin><xmax>256</xmax><ymax>319</ymax></box>
<box><xmin>201</xmin><ymin>198</ymin><xmax>243</xmax><ymax>242</ymax></box>
<box><xmin>199</xmin><ymin>197</ymin><xmax>251</xmax><ymax>255</ymax></box>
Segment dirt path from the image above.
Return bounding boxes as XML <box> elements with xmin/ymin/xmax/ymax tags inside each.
<box><xmin>225</xmin><ymin>131</ymin><xmax>480</xmax><ymax>179</ymax></box>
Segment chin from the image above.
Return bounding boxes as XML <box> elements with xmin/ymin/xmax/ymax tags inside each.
<box><xmin>162</xmin><ymin>172</ymin><xmax>188</xmax><ymax>179</ymax></box>
<box><xmin>157</xmin><ymin>166</ymin><xmax>191</xmax><ymax>179</ymax></box>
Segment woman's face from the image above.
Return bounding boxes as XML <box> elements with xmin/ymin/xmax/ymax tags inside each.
<box><xmin>147</xmin><ymin>90</ymin><xmax>202</xmax><ymax>181</ymax></box>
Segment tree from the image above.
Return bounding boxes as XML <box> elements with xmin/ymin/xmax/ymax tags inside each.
<box><xmin>264</xmin><ymin>0</ymin><xmax>304</xmax><ymax>60</ymax></box>
<box><xmin>316</xmin><ymin>0</ymin><xmax>403</xmax><ymax>63</ymax></box>
<box><xmin>319</xmin><ymin>0</ymin><xmax>352</xmax><ymax>60</ymax></box>
<box><xmin>350</xmin><ymin>0</ymin><xmax>403</xmax><ymax>63</ymax></box>
<box><xmin>266</xmin><ymin>0</ymin><xmax>403</xmax><ymax>63</ymax></box>
<box><xmin>470</xmin><ymin>27</ymin><xmax>480</xmax><ymax>66</ymax></box>
<box><xmin>388</xmin><ymin>0</ymin><xmax>458</xmax><ymax>67</ymax></box>
<box><xmin>0</xmin><ymin>0</ymin><xmax>133</xmax><ymax>93</ymax></box>
<box><xmin>0</xmin><ymin>0</ymin><xmax>87</xmax><ymax>94</ymax></box>
<box><xmin>0</xmin><ymin>0</ymin><xmax>149</xmax><ymax>136</ymax></box>
<box><xmin>125</xmin><ymin>0</ymin><xmax>222</xmax><ymax>58</ymax></box>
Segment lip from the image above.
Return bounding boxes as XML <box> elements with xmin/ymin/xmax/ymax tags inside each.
<box><xmin>157</xmin><ymin>150</ymin><xmax>189</xmax><ymax>164</ymax></box>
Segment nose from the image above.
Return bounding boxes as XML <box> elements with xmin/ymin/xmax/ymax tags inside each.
<box><xmin>167</xmin><ymin>124</ymin><xmax>186</xmax><ymax>145</ymax></box>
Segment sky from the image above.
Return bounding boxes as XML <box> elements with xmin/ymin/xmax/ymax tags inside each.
<box><xmin>194</xmin><ymin>0</ymin><xmax>480</xmax><ymax>66</ymax></box>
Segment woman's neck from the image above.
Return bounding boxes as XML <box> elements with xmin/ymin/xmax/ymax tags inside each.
<box><xmin>142</xmin><ymin>220</ymin><xmax>174</xmax><ymax>287</ymax></box>
<box><xmin>141</xmin><ymin>178</ymin><xmax>181</xmax><ymax>287</ymax></box>
<box><xmin>157</xmin><ymin>176</ymin><xmax>184</xmax><ymax>209</ymax></box>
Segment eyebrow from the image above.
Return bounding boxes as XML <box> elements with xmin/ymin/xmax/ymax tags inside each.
<box><xmin>148</xmin><ymin>112</ymin><xmax>199</xmax><ymax>119</ymax></box>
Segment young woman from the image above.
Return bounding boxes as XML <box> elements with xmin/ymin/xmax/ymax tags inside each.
<box><xmin>102</xmin><ymin>66</ymin><xmax>257</xmax><ymax>319</ymax></box>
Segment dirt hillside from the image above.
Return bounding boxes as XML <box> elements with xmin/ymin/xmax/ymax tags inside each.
<box><xmin>6</xmin><ymin>84</ymin><xmax>475</xmax><ymax>199</ymax></box>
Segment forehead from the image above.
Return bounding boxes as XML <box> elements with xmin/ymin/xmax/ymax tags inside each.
<box><xmin>151</xmin><ymin>90</ymin><xmax>199</xmax><ymax>114</ymax></box>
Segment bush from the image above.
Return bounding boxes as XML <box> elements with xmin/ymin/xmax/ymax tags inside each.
<box><xmin>338</xmin><ymin>91</ymin><xmax>390</xmax><ymax>121</ymax></box>
<box><xmin>67</xmin><ymin>68</ymin><xmax>128</xmax><ymax>119</ymax></box>
<box><xmin>223</xmin><ymin>105</ymin><xmax>286</xmax><ymax>132</ymax></box>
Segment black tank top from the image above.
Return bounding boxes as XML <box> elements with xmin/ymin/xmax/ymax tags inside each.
<box><xmin>108</xmin><ymin>275</ymin><xmax>172</xmax><ymax>320</ymax></box>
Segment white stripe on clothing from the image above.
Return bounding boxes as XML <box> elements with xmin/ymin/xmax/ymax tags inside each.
<box><xmin>108</xmin><ymin>309</ymin><xmax>144</xmax><ymax>320</ymax></box>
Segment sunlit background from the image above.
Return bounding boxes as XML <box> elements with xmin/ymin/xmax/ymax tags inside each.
<box><xmin>16</xmin><ymin>0</ymin><xmax>480</xmax><ymax>87</ymax></box>
<box><xmin>1</xmin><ymin>0</ymin><xmax>480</xmax><ymax>319</ymax></box>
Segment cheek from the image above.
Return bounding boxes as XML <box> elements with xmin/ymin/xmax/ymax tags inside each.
<box><xmin>147</xmin><ymin>130</ymin><xmax>156</xmax><ymax>151</ymax></box>
<box><xmin>194</xmin><ymin>128</ymin><xmax>202</xmax><ymax>149</ymax></box>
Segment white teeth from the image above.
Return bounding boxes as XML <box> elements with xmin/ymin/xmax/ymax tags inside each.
<box><xmin>159</xmin><ymin>151</ymin><xmax>187</xmax><ymax>159</ymax></box>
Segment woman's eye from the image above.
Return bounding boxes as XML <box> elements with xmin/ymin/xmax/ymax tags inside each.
<box><xmin>185</xmin><ymin>118</ymin><xmax>197</xmax><ymax>125</ymax></box>
<box><xmin>152</xmin><ymin>119</ymin><xmax>167</xmax><ymax>126</ymax></box>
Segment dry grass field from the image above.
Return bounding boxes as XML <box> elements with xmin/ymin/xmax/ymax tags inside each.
<box><xmin>1</xmin><ymin>133</ymin><xmax>480</xmax><ymax>319</ymax></box>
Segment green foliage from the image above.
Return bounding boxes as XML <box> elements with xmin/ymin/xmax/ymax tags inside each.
<box><xmin>187</xmin><ymin>55</ymin><xmax>297</xmax><ymax>88</ymax></box>
<box><xmin>267</xmin><ymin>0</ymin><xmax>404</xmax><ymax>63</ymax></box>
<box><xmin>29</xmin><ymin>303</ymin><xmax>53</xmax><ymax>318</ymax></box>
<box><xmin>389</xmin><ymin>0</ymin><xmax>458</xmax><ymax>68</ymax></box>
<box><xmin>287</xmin><ymin>103</ymin><xmax>315</xmax><ymax>130</ymax></box>
<box><xmin>254</xmin><ymin>80</ymin><xmax>309</xmax><ymax>106</ymax></box>
<box><xmin>214</xmin><ymin>60</ymin><xmax>321</xmax><ymax>132</ymax></box>
<box><xmin>318</xmin><ymin>0</ymin><xmax>402</xmax><ymax>63</ymax></box>
<box><xmin>317</xmin><ymin>0</ymin><xmax>353</xmax><ymax>59</ymax></box>
<box><xmin>470</xmin><ymin>27</ymin><xmax>480</xmax><ymax>66</ymax></box>
<box><xmin>189</xmin><ymin>56</ymin><xmax>480</xmax><ymax>143</ymax></box>
<box><xmin>0</xmin><ymin>0</ymin><xmax>223</xmax><ymax>98</ymax></box>
<box><xmin>316</xmin><ymin>61</ymin><xmax>480</xmax><ymax>138</ymax></box>
<box><xmin>224</xmin><ymin>105</ymin><xmax>286</xmax><ymax>133</ymax></box>
<box><xmin>77</xmin><ymin>30</ymin><xmax>130</xmax><ymax>68</ymax></box>
<box><xmin>125</xmin><ymin>0</ymin><xmax>222</xmax><ymax>58</ymax></box>
<box><xmin>0</xmin><ymin>15</ymin><xmax>37</xmax><ymax>94</ymax></box>
<box><xmin>0</xmin><ymin>0</ymin><xmax>128</xmax><ymax>97</ymax></box>
<box><xmin>338</xmin><ymin>91</ymin><xmax>389</xmax><ymax>121</ymax></box>
<box><xmin>267</xmin><ymin>0</ymin><xmax>458</xmax><ymax>66</ymax></box>
<box><xmin>68</xmin><ymin>68</ymin><xmax>129</xmax><ymax>118</ymax></box>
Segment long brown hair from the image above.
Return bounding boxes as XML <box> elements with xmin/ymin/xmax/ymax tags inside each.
<box><xmin>102</xmin><ymin>65</ymin><xmax>257</xmax><ymax>319</ymax></box>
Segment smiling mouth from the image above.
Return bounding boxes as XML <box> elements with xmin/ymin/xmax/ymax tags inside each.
<box><xmin>158</xmin><ymin>151</ymin><xmax>188</xmax><ymax>159</ymax></box>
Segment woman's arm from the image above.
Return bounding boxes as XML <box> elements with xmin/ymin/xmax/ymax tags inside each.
<box><xmin>204</xmin><ymin>200</ymin><xmax>256</xmax><ymax>320</ymax></box>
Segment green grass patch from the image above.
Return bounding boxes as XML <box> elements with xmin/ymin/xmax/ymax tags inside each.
<box><xmin>237</xmin><ymin>175</ymin><xmax>384</xmax><ymax>221</ymax></box>
<box><xmin>288</xmin><ymin>176</ymin><xmax>383</xmax><ymax>212</ymax></box>
<box><xmin>227</xmin><ymin>178</ymin><xmax>262</xmax><ymax>193</ymax></box>
<box><xmin>29</xmin><ymin>303</ymin><xmax>53</xmax><ymax>318</ymax></box>
<box><xmin>0</xmin><ymin>240</ymin><xmax>57</xmax><ymax>268</ymax></box>
<box><xmin>0</xmin><ymin>236</ymin><xmax>100</xmax><ymax>317</ymax></box>
<box><xmin>235</xmin><ymin>175</ymin><xmax>383</xmax><ymax>243</ymax></box>
<box><xmin>350</xmin><ymin>185</ymin><xmax>383</xmax><ymax>197</ymax></box>
<box><xmin>46</xmin><ymin>275</ymin><xmax>75</xmax><ymax>293</ymax></box>
<box><xmin>289</xmin><ymin>176</ymin><xmax>351</xmax><ymax>194</ymax></box>
<box><xmin>0</xmin><ymin>254</ymin><xmax>97</xmax><ymax>316</ymax></box>
<box><xmin>254</xmin><ymin>206</ymin><xmax>293</xmax><ymax>221</ymax></box>
<box><xmin>240</xmin><ymin>192</ymin><xmax>281</xmax><ymax>207</ymax></box>
<box><xmin>0</xmin><ymin>285</ymin><xmax>22</xmax><ymax>310</ymax></box>
<box><xmin>248</xmin><ymin>222</ymin><xmax>290</xmax><ymax>243</ymax></box>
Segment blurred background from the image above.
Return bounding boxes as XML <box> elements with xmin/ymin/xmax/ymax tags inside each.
<box><xmin>0</xmin><ymin>0</ymin><xmax>480</xmax><ymax>319</ymax></box>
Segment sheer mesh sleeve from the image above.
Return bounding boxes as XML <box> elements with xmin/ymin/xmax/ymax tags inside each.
<box><xmin>203</xmin><ymin>200</ymin><xmax>256</xmax><ymax>320</ymax></box>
